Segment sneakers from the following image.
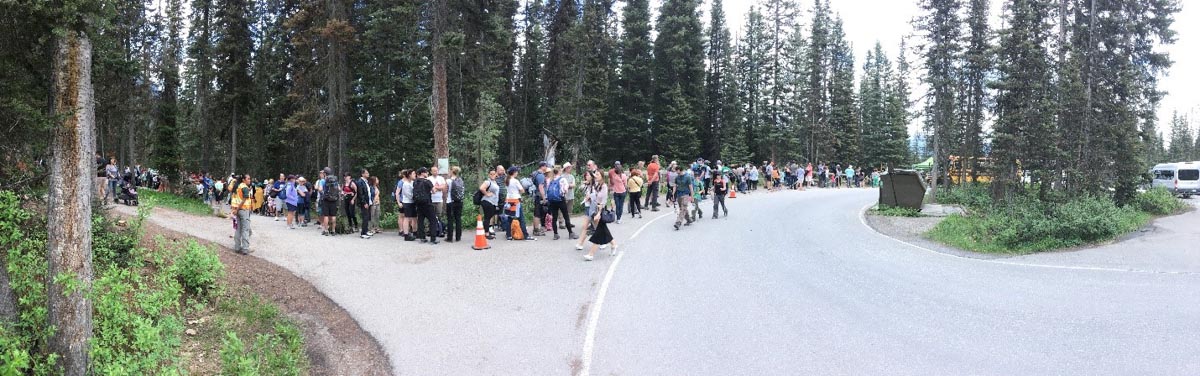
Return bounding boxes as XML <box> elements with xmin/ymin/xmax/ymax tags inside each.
<box><xmin>569</xmin><ymin>233</ymin><xmax>579</xmax><ymax>240</ymax></box>
<box><xmin>674</xmin><ymin>223</ymin><xmax>680</xmax><ymax>230</ymax></box>
<box><xmin>616</xmin><ymin>219</ymin><xmax>622</xmax><ymax>224</ymax></box>
<box><xmin>360</xmin><ymin>234</ymin><xmax>371</xmax><ymax>239</ymax></box>
<box><xmin>321</xmin><ymin>231</ymin><xmax>328</xmax><ymax>236</ymax></box>
<box><xmin>583</xmin><ymin>254</ymin><xmax>594</xmax><ymax>261</ymax></box>
<box><xmin>575</xmin><ymin>243</ymin><xmax>584</xmax><ymax>250</ymax></box>
<box><xmin>712</xmin><ymin>214</ymin><xmax>718</xmax><ymax>219</ymax></box>
<box><xmin>724</xmin><ymin>210</ymin><xmax>728</xmax><ymax>218</ymax></box>
<box><xmin>553</xmin><ymin>234</ymin><xmax>560</xmax><ymax>240</ymax></box>
<box><xmin>431</xmin><ymin>239</ymin><xmax>439</xmax><ymax>245</ymax></box>
<box><xmin>610</xmin><ymin>244</ymin><xmax>618</xmax><ymax>256</ymax></box>
<box><xmin>275</xmin><ymin>217</ymin><xmax>280</xmax><ymax>222</ymax></box>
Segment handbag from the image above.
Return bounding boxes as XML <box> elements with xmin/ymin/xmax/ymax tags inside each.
<box><xmin>600</xmin><ymin>208</ymin><xmax>616</xmax><ymax>224</ymax></box>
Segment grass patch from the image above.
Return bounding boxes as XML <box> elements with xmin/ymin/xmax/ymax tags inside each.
<box><xmin>139</xmin><ymin>188</ymin><xmax>213</xmax><ymax>216</ymax></box>
<box><xmin>870</xmin><ymin>204</ymin><xmax>923</xmax><ymax>217</ymax></box>
<box><xmin>0</xmin><ymin>191</ymin><xmax>306</xmax><ymax>375</ymax></box>
<box><xmin>926</xmin><ymin>185</ymin><xmax>1178</xmax><ymax>254</ymax></box>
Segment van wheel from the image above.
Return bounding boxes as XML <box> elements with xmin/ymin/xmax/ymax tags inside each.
<box><xmin>1184</xmin><ymin>195</ymin><xmax>1193</xmax><ymax>199</ymax></box>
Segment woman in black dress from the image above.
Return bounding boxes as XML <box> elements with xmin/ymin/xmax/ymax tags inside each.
<box><xmin>579</xmin><ymin>170</ymin><xmax>617</xmax><ymax>261</ymax></box>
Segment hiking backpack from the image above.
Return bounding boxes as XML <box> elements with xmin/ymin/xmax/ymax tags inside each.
<box><xmin>546</xmin><ymin>177</ymin><xmax>564</xmax><ymax>203</ymax></box>
<box><xmin>323</xmin><ymin>176</ymin><xmax>341</xmax><ymax>202</ymax></box>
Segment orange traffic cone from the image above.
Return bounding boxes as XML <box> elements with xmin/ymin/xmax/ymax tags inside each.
<box><xmin>729</xmin><ymin>188</ymin><xmax>737</xmax><ymax>199</ymax></box>
<box><xmin>472</xmin><ymin>215</ymin><xmax>491</xmax><ymax>250</ymax></box>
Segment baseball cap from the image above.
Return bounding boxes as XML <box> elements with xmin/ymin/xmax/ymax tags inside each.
<box><xmin>539</xmin><ymin>161</ymin><xmax>549</xmax><ymax>168</ymax></box>
<box><xmin>507</xmin><ymin>166</ymin><xmax>520</xmax><ymax>175</ymax></box>
<box><xmin>614</xmin><ymin>161</ymin><xmax>622</xmax><ymax>166</ymax></box>
<box><xmin>563</xmin><ymin>162</ymin><xmax>572</xmax><ymax>168</ymax></box>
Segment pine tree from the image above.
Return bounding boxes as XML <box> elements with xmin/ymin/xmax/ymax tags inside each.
<box><xmin>212</xmin><ymin>0</ymin><xmax>254</xmax><ymax>173</ymax></box>
<box><xmin>187</xmin><ymin>0</ymin><xmax>216</xmax><ymax>172</ymax></box>
<box><xmin>915</xmin><ymin>0</ymin><xmax>962</xmax><ymax>200</ymax></box>
<box><xmin>960</xmin><ymin>0</ymin><xmax>991</xmax><ymax>182</ymax></box>
<box><xmin>612</xmin><ymin>0</ymin><xmax>654</xmax><ymax>161</ymax></box>
<box><xmin>154</xmin><ymin>0</ymin><xmax>184</xmax><ymax>182</ymax></box>
<box><xmin>860</xmin><ymin>42</ymin><xmax>906</xmax><ymax>170</ymax></box>
<box><xmin>828</xmin><ymin>16</ymin><xmax>859</xmax><ymax>166</ymax></box>
<box><xmin>704</xmin><ymin>0</ymin><xmax>735</xmax><ymax>160</ymax></box>
<box><xmin>541</xmin><ymin>0</ymin><xmax>580</xmax><ymax>162</ymax></box>
<box><xmin>1166</xmin><ymin>112</ymin><xmax>1194</xmax><ymax>162</ymax></box>
<box><xmin>886</xmin><ymin>39</ymin><xmax>914</xmax><ymax>166</ymax></box>
<box><xmin>736</xmin><ymin>7</ymin><xmax>770</xmax><ymax>162</ymax></box>
<box><xmin>356</xmin><ymin>0</ymin><xmax>431</xmax><ymax>171</ymax></box>
<box><xmin>803</xmin><ymin>0</ymin><xmax>833</xmax><ymax>164</ymax></box>
<box><xmin>762</xmin><ymin>0</ymin><xmax>799</xmax><ymax>161</ymax></box>
<box><xmin>652</xmin><ymin>0</ymin><xmax>705</xmax><ymax>160</ymax></box>
<box><xmin>991</xmin><ymin>0</ymin><xmax>1057</xmax><ymax>199</ymax></box>
<box><xmin>511</xmin><ymin>0</ymin><xmax>546</xmax><ymax>163</ymax></box>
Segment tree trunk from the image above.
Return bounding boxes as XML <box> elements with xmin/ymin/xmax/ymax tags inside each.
<box><xmin>0</xmin><ymin>250</ymin><xmax>16</xmax><ymax>323</ymax></box>
<box><xmin>432</xmin><ymin>0</ymin><xmax>449</xmax><ymax>165</ymax></box>
<box><xmin>229</xmin><ymin>111</ymin><xmax>238</xmax><ymax>174</ymax></box>
<box><xmin>929</xmin><ymin>129</ymin><xmax>940</xmax><ymax>204</ymax></box>
<box><xmin>47</xmin><ymin>30</ymin><xmax>96</xmax><ymax>376</ymax></box>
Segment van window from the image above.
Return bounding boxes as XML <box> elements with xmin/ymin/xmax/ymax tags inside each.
<box><xmin>1155</xmin><ymin>170</ymin><xmax>1175</xmax><ymax>180</ymax></box>
<box><xmin>1179</xmin><ymin>169</ymin><xmax>1199</xmax><ymax>181</ymax></box>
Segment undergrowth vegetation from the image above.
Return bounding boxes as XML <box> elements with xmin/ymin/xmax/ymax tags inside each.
<box><xmin>0</xmin><ymin>191</ymin><xmax>306</xmax><ymax>375</ymax></box>
<box><xmin>926</xmin><ymin>184</ymin><xmax>1188</xmax><ymax>254</ymax></box>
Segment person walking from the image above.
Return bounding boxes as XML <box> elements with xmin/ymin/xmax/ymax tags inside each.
<box><xmin>479</xmin><ymin>169</ymin><xmax>501</xmax><ymax>239</ymax></box>
<box><xmin>231</xmin><ymin>174</ymin><xmax>254</xmax><ymax>254</ymax></box>
<box><xmin>690</xmin><ymin>169</ymin><xmax>705</xmax><ymax>220</ymax></box>
<box><xmin>627</xmin><ymin>169</ymin><xmax>644</xmax><ymax>219</ymax></box>
<box><xmin>320</xmin><ymin>168</ymin><xmax>341</xmax><ymax>236</ymax></box>
<box><xmin>505</xmin><ymin>167</ymin><xmax>534</xmax><ymax>241</ymax></box>
<box><xmin>576</xmin><ymin>171</ymin><xmax>617</xmax><ymax>260</ymax></box>
<box><xmin>645</xmin><ymin>155</ymin><xmax>661</xmax><ymax>211</ymax></box>
<box><xmin>545</xmin><ymin>166</ymin><xmax>576</xmax><ymax>240</ymax></box>
<box><xmin>672</xmin><ymin>166</ymin><xmax>694</xmax><ymax>230</ymax></box>
<box><xmin>412</xmin><ymin>167</ymin><xmax>440</xmax><ymax>244</ymax></box>
<box><xmin>609</xmin><ymin>162</ymin><xmax>628</xmax><ymax>224</ymax></box>
<box><xmin>445</xmin><ymin>166</ymin><xmax>465</xmax><ymax>242</ymax></box>
<box><xmin>712</xmin><ymin>173</ymin><xmax>729</xmax><ymax>219</ymax></box>
<box><xmin>356</xmin><ymin>169</ymin><xmax>373</xmax><ymax>239</ymax></box>
<box><xmin>665</xmin><ymin>161</ymin><xmax>679</xmax><ymax>208</ymax></box>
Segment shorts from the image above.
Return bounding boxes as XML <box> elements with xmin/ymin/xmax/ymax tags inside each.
<box><xmin>403</xmin><ymin>203</ymin><xmax>417</xmax><ymax>218</ymax></box>
<box><xmin>287</xmin><ymin>204</ymin><xmax>298</xmax><ymax>212</ymax></box>
<box><xmin>320</xmin><ymin>200</ymin><xmax>339</xmax><ymax>216</ymax></box>
<box><xmin>275</xmin><ymin>197</ymin><xmax>285</xmax><ymax>210</ymax></box>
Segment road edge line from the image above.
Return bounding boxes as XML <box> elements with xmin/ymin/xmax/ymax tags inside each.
<box><xmin>580</xmin><ymin>212</ymin><xmax>672</xmax><ymax>376</ymax></box>
<box><xmin>858</xmin><ymin>203</ymin><xmax>1198</xmax><ymax>275</ymax></box>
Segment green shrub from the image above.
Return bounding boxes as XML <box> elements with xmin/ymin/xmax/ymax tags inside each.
<box><xmin>1133</xmin><ymin>187</ymin><xmax>1188</xmax><ymax>215</ymax></box>
<box><xmin>137</xmin><ymin>188</ymin><xmax>212</xmax><ymax>216</ymax></box>
<box><xmin>935</xmin><ymin>183</ymin><xmax>993</xmax><ymax>208</ymax></box>
<box><xmin>219</xmin><ymin>294</ymin><xmax>308</xmax><ymax>376</ymax></box>
<box><xmin>871</xmin><ymin>205</ymin><xmax>922</xmax><ymax>217</ymax></box>
<box><xmin>173</xmin><ymin>240</ymin><xmax>225</xmax><ymax>296</ymax></box>
<box><xmin>221</xmin><ymin>332</ymin><xmax>259</xmax><ymax>376</ymax></box>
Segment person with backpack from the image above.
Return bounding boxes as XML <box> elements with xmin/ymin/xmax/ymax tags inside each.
<box><xmin>320</xmin><ymin>167</ymin><xmax>341</xmax><ymax>236</ymax></box>
<box><xmin>546</xmin><ymin>166</ymin><xmax>576</xmax><ymax>240</ymax></box>
<box><xmin>712</xmin><ymin>173</ymin><xmax>729</xmax><ymax>219</ymax></box>
<box><xmin>296</xmin><ymin>177</ymin><xmax>310</xmax><ymax>227</ymax></box>
<box><xmin>356</xmin><ymin>169</ymin><xmax>373</xmax><ymax>239</ymax></box>
<box><xmin>412</xmin><ymin>167</ymin><xmax>440</xmax><ymax>244</ymax></box>
<box><xmin>342</xmin><ymin>173</ymin><xmax>360</xmax><ymax>234</ymax></box>
<box><xmin>627</xmin><ymin>168</ymin><xmax>644</xmax><ymax>219</ymax></box>
<box><xmin>445</xmin><ymin>166</ymin><xmax>465</xmax><ymax>242</ymax></box>
<box><xmin>492</xmin><ymin>165</ymin><xmax>508</xmax><ymax>235</ymax></box>
<box><xmin>271</xmin><ymin>173</ymin><xmax>285</xmax><ymax>220</ymax></box>
<box><xmin>531</xmin><ymin>162</ymin><xmax>550</xmax><ymax>237</ymax></box>
<box><xmin>477</xmin><ymin>168</ymin><xmax>501</xmax><ymax>240</ymax></box>
<box><xmin>673</xmin><ymin>166</ymin><xmax>695</xmax><ymax>230</ymax></box>
<box><xmin>430</xmin><ymin>166</ymin><xmax>448</xmax><ymax>238</ymax></box>
<box><xmin>557</xmin><ymin>162</ymin><xmax>577</xmax><ymax>231</ymax></box>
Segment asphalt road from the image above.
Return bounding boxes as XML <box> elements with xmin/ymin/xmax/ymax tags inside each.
<box><xmin>123</xmin><ymin>189</ymin><xmax>1200</xmax><ymax>375</ymax></box>
<box><xmin>588</xmin><ymin>189</ymin><xmax>1200</xmax><ymax>376</ymax></box>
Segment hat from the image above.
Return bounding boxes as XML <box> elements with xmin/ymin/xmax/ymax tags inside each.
<box><xmin>507</xmin><ymin>166</ymin><xmax>520</xmax><ymax>175</ymax></box>
<box><xmin>416</xmin><ymin>167</ymin><xmax>429</xmax><ymax>175</ymax></box>
<box><xmin>287</xmin><ymin>174</ymin><xmax>296</xmax><ymax>180</ymax></box>
<box><xmin>563</xmin><ymin>162</ymin><xmax>572</xmax><ymax>169</ymax></box>
<box><xmin>322</xmin><ymin>167</ymin><xmax>333</xmax><ymax>175</ymax></box>
<box><xmin>539</xmin><ymin>161</ymin><xmax>549</xmax><ymax>168</ymax></box>
<box><xmin>614</xmin><ymin>161</ymin><xmax>622</xmax><ymax>166</ymax></box>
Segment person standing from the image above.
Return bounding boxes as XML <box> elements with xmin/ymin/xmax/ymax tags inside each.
<box><xmin>369</xmin><ymin>176</ymin><xmax>382</xmax><ymax>234</ymax></box>
<box><xmin>530</xmin><ymin>162</ymin><xmax>550</xmax><ymax>237</ymax></box>
<box><xmin>576</xmin><ymin>171</ymin><xmax>616</xmax><ymax>260</ymax></box>
<box><xmin>712</xmin><ymin>174</ymin><xmax>729</xmax><ymax>219</ymax></box>
<box><xmin>492</xmin><ymin>165</ymin><xmax>508</xmax><ymax>234</ymax></box>
<box><xmin>356</xmin><ymin>169</ymin><xmax>373</xmax><ymax>239</ymax></box>
<box><xmin>395</xmin><ymin>170</ymin><xmax>416</xmax><ymax>240</ymax></box>
<box><xmin>231</xmin><ymin>174</ymin><xmax>254</xmax><ymax>254</ymax></box>
<box><xmin>445</xmin><ymin>166</ymin><xmax>465</xmax><ymax>242</ymax></box>
<box><xmin>105</xmin><ymin>158</ymin><xmax>119</xmax><ymax>203</ymax></box>
<box><xmin>342</xmin><ymin>173</ymin><xmax>359</xmax><ymax>233</ymax></box>
<box><xmin>430</xmin><ymin>166</ymin><xmax>448</xmax><ymax>237</ymax></box>
<box><xmin>284</xmin><ymin>175</ymin><xmax>300</xmax><ymax>229</ymax></box>
<box><xmin>665</xmin><ymin>161</ymin><xmax>679</xmax><ymax>208</ymax></box>
<box><xmin>558</xmin><ymin>163</ymin><xmax>577</xmax><ymax>231</ymax></box>
<box><xmin>645</xmin><ymin>155</ymin><xmax>661</xmax><ymax>211</ymax></box>
<box><xmin>95</xmin><ymin>152</ymin><xmax>108</xmax><ymax>199</ymax></box>
<box><xmin>673</xmin><ymin>166</ymin><xmax>694</xmax><ymax>230</ymax></box>
<box><xmin>627</xmin><ymin>169</ymin><xmax>644</xmax><ymax>219</ymax></box>
<box><xmin>320</xmin><ymin>168</ymin><xmax>341</xmax><ymax>236</ymax></box>
<box><xmin>844</xmin><ymin>165</ymin><xmax>855</xmax><ymax>189</ymax></box>
<box><xmin>609</xmin><ymin>162</ymin><xmax>627</xmax><ymax>224</ymax></box>
<box><xmin>479</xmin><ymin>169</ymin><xmax>501</xmax><ymax>240</ymax></box>
<box><xmin>296</xmin><ymin>177</ymin><xmax>310</xmax><ymax>226</ymax></box>
<box><xmin>271</xmin><ymin>173</ymin><xmax>285</xmax><ymax>220</ymax></box>
<box><xmin>505</xmin><ymin>167</ymin><xmax>534</xmax><ymax>241</ymax></box>
<box><xmin>545</xmin><ymin>166</ymin><xmax>576</xmax><ymax>240</ymax></box>
<box><xmin>411</xmin><ymin>168</ymin><xmax>440</xmax><ymax>244</ymax></box>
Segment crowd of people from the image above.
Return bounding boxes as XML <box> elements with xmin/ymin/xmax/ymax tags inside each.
<box><xmin>94</xmin><ymin>152</ymin><xmax>165</xmax><ymax>206</ymax></box>
<box><xmin>133</xmin><ymin>154</ymin><xmax>882</xmax><ymax>259</ymax></box>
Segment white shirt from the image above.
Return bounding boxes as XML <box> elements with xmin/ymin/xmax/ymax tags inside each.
<box><xmin>430</xmin><ymin>175</ymin><xmax>446</xmax><ymax>203</ymax></box>
<box><xmin>506</xmin><ymin>178</ymin><xmax>523</xmax><ymax>200</ymax></box>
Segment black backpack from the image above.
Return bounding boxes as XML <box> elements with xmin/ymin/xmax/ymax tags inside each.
<box><xmin>473</xmin><ymin>180</ymin><xmax>490</xmax><ymax>205</ymax></box>
<box><xmin>413</xmin><ymin>178</ymin><xmax>433</xmax><ymax>204</ymax></box>
<box><xmin>323</xmin><ymin>176</ymin><xmax>341</xmax><ymax>202</ymax></box>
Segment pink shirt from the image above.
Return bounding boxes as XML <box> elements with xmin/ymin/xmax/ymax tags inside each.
<box><xmin>609</xmin><ymin>169</ymin><xmax>627</xmax><ymax>194</ymax></box>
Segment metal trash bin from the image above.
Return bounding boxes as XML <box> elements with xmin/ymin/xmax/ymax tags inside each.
<box><xmin>879</xmin><ymin>169</ymin><xmax>926</xmax><ymax>210</ymax></box>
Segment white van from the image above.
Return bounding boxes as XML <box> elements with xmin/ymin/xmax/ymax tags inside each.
<box><xmin>1150</xmin><ymin>162</ymin><xmax>1200</xmax><ymax>197</ymax></box>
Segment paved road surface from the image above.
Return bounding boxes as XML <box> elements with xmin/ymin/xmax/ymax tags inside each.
<box><xmin>121</xmin><ymin>189</ymin><xmax>1200</xmax><ymax>375</ymax></box>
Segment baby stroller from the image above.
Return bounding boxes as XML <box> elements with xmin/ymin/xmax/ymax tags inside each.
<box><xmin>118</xmin><ymin>179</ymin><xmax>139</xmax><ymax>206</ymax></box>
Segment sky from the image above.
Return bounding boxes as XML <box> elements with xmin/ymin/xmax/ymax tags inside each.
<box><xmin>720</xmin><ymin>0</ymin><xmax>1199</xmax><ymax>135</ymax></box>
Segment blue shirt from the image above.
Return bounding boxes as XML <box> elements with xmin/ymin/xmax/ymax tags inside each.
<box><xmin>532</xmin><ymin>171</ymin><xmax>547</xmax><ymax>200</ymax></box>
<box><xmin>675</xmin><ymin>174</ymin><xmax>694</xmax><ymax>198</ymax></box>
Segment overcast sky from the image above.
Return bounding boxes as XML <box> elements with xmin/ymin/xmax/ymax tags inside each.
<box><xmin>721</xmin><ymin>0</ymin><xmax>1198</xmax><ymax>134</ymax></box>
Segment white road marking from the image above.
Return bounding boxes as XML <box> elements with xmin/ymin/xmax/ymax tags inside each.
<box><xmin>580</xmin><ymin>212</ymin><xmax>672</xmax><ymax>376</ymax></box>
<box><xmin>858</xmin><ymin>203</ymin><xmax>1199</xmax><ymax>275</ymax></box>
